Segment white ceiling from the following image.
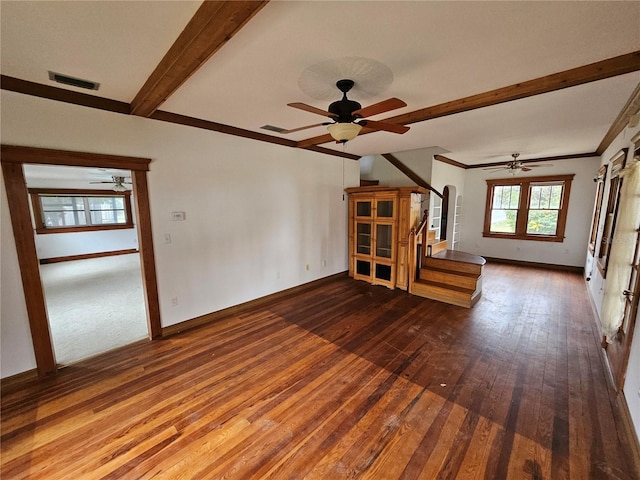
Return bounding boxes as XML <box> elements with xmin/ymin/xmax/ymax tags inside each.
<box><xmin>2</xmin><ymin>1</ymin><xmax>640</xmax><ymax>166</ymax></box>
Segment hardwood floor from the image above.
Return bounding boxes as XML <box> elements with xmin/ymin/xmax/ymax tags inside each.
<box><xmin>2</xmin><ymin>264</ymin><xmax>639</xmax><ymax>479</ymax></box>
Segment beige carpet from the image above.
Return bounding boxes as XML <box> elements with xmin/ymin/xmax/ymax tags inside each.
<box><xmin>40</xmin><ymin>253</ymin><xmax>148</xmax><ymax>365</ymax></box>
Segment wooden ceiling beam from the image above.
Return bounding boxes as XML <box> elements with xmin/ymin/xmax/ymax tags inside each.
<box><xmin>296</xmin><ymin>51</ymin><xmax>640</xmax><ymax>148</ymax></box>
<box><xmin>381</xmin><ymin>153</ymin><xmax>442</xmax><ymax>198</ymax></box>
<box><xmin>596</xmin><ymin>80</ymin><xmax>640</xmax><ymax>155</ymax></box>
<box><xmin>130</xmin><ymin>1</ymin><xmax>269</xmax><ymax>117</ymax></box>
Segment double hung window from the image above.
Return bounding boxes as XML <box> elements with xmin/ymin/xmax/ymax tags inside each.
<box><xmin>483</xmin><ymin>175</ymin><xmax>574</xmax><ymax>242</ymax></box>
<box><xmin>29</xmin><ymin>188</ymin><xmax>133</xmax><ymax>234</ymax></box>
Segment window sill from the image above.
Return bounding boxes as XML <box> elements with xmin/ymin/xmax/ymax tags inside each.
<box><xmin>482</xmin><ymin>232</ymin><xmax>564</xmax><ymax>243</ymax></box>
<box><xmin>35</xmin><ymin>224</ymin><xmax>134</xmax><ymax>235</ymax></box>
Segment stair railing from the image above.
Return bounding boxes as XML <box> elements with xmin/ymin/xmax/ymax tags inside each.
<box><xmin>408</xmin><ymin>209</ymin><xmax>429</xmax><ymax>295</ymax></box>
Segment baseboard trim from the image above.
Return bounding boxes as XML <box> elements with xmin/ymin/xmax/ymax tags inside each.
<box><xmin>162</xmin><ymin>272</ymin><xmax>349</xmax><ymax>337</ymax></box>
<box><xmin>484</xmin><ymin>256</ymin><xmax>583</xmax><ymax>273</ymax></box>
<box><xmin>1</xmin><ymin>368</ymin><xmax>38</xmax><ymax>395</ymax></box>
<box><xmin>39</xmin><ymin>249</ymin><xmax>139</xmax><ymax>264</ymax></box>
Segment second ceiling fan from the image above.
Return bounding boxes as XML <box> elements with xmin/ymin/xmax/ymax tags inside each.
<box><xmin>286</xmin><ymin>79</ymin><xmax>409</xmax><ymax>143</ymax></box>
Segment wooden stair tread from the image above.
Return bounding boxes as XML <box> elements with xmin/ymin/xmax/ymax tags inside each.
<box><xmin>431</xmin><ymin>250</ymin><xmax>486</xmax><ymax>266</ymax></box>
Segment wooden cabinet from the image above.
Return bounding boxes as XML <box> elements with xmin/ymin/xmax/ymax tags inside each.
<box><xmin>346</xmin><ymin>186</ymin><xmax>426</xmax><ymax>290</ymax></box>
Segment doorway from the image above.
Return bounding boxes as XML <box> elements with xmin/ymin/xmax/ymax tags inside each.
<box><xmin>440</xmin><ymin>186</ymin><xmax>449</xmax><ymax>240</ymax></box>
<box><xmin>24</xmin><ymin>164</ymin><xmax>148</xmax><ymax>365</ymax></box>
<box><xmin>1</xmin><ymin>145</ymin><xmax>161</xmax><ymax>376</ymax></box>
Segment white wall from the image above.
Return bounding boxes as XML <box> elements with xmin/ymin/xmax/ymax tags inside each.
<box><xmin>459</xmin><ymin>156</ymin><xmax>601</xmax><ymax>267</ymax></box>
<box><xmin>34</xmin><ymin>230</ymin><xmax>138</xmax><ymax>260</ymax></box>
<box><xmin>0</xmin><ymin>91</ymin><xmax>359</xmax><ymax>377</ymax></box>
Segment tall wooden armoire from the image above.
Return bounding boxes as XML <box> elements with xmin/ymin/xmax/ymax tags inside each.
<box><xmin>345</xmin><ymin>186</ymin><xmax>426</xmax><ymax>290</ymax></box>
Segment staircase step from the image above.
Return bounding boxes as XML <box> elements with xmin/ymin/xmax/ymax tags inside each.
<box><xmin>412</xmin><ymin>279</ymin><xmax>481</xmax><ymax>308</ymax></box>
<box><xmin>423</xmin><ymin>251</ymin><xmax>485</xmax><ymax>275</ymax></box>
<box><xmin>420</xmin><ymin>266</ymin><xmax>479</xmax><ymax>289</ymax></box>
<box><xmin>427</xmin><ymin>240</ymin><xmax>447</xmax><ymax>256</ymax></box>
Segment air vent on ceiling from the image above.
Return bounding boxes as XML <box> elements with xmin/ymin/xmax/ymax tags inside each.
<box><xmin>260</xmin><ymin>125</ymin><xmax>287</xmax><ymax>133</ymax></box>
<box><xmin>48</xmin><ymin>71</ymin><xmax>100</xmax><ymax>90</ymax></box>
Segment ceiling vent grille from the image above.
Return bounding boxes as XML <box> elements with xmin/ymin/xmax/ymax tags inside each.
<box><xmin>48</xmin><ymin>71</ymin><xmax>100</xmax><ymax>90</ymax></box>
<box><xmin>260</xmin><ymin>125</ymin><xmax>287</xmax><ymax>133</ymax></box>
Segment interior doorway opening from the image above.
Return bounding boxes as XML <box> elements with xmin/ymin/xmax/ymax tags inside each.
<box><xmin>1</xmin><ymin>145</ymin><xmax>161</xmax><ymax>376</ymax></box>
<box><xmin>24</xmin><ymin>164</ymin><xmax>148</xmax><ymax>365</ymax></box>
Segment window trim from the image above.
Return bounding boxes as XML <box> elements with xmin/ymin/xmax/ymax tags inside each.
<box><xmin>29</xmin><ymin>188</ymin><xmax>134</xmax><ymax>234</ymax></box>
<box><xmin>588</xmin><ymin>165</ymin><xmax>608</xmax><ymax>254</ymax></box>
<box><xmin>597</xmin><ymin>149</ymin><xmax>628</xmax><ymax>277</ymax></box>
<box><xmin>483</xmin><ymin>174</ymin><xmax>574</xmax><ymax>242</ymax></box>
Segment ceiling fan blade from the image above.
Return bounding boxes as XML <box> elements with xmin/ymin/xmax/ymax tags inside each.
<box><xmin>279</xmin><ymin>123</ymin><xmax>327</xmax><ymax>134</ymax></box>
<box><xmin>527</xmin><ymin>164</ymin><xmax>553</xmax><ymax>168</ymax></box>
<box><xmin>521</xmin><ymin>167</ymin><xmax>533</xmax><ymax>172</ymax></box>
<box><xmin>352</xmin><ymin>98</ymin><xmax>406</xmax><ymax>118</ymax></box>
<box><xmin>287</xmin><ymin>102</ymin><xmax>334</xmax><ymax>118</ymax></box>
<box><xmin>361</xmin><ymin>120</ymin><xmax>409</xmax><ymax>135</ymax></box>
<box><xmin>482</xmin><ymin>167</ymin><xmax>507</xmax><ymax>171</ymax></box>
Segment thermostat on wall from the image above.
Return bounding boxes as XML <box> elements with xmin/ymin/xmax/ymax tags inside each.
<box><xmin>171</xmin><ymin>211</ymin><xmax>186</xmax><ymax>221</ymax></box>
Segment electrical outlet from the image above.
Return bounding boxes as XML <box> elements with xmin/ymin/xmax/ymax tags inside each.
<box><xmin>305</xmin><ymin>264</ymin><xmax>310</xmax><ymax>271</ymax></box>
<box><xmin>164</xmin><ymin>233</ymin><xmax>172</xmax><ymax>244</ymax></box>
<box><xmin>171</xmin><ymin>297</ymin><xmax>178</xmax><ymax>306</ymax></box>
<box><xmin>322</xmin><ymin>260</ymin><xmax>327</xmax><ymax>268</ymax></box>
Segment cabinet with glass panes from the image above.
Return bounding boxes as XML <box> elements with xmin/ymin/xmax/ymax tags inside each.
<box><xmin>346</xmin><ymin>186</ymin><xmax>426</xmax><ymax>290</ymax></box>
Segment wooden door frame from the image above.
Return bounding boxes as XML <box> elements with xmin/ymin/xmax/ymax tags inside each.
<box><xmin>440</xmin><ymin>186</ymin><xmax>450</xmax><ymax>240</ymax></box>
<box><xmin>1</xmin><ymin>145</ymin><xmax>162</xmax><ymax>377</ymax></box>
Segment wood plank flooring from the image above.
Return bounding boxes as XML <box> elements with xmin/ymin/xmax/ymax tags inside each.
<box><xmin>2</xmin><ymin>263</ymin><xmax>639</xmax><ymax>479</ymax></box>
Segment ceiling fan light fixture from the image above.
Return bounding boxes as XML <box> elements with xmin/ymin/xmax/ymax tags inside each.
<box><xmin>327</xmin><ymin>122</ymin><xmax>362</xmax><ymax>143</ymax></box>
<box><xmin>110</xmin><ymin>175</ymin><xmax>128</xmax><ymax>192</ymax></box>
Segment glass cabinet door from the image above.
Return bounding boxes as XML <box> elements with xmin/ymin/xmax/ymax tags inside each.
<box><xmin>376</xmin><ymin>199</ymin><xmax>394</xmax><ymax>218</ymax></box>
<box><xmin>356</xmin><ymin>222</ymin><xmax>372</xmax><ymax>255</ymax></box>
<box><xmin>375</xmin><ymin>224</ymin><xmax>393</xmax><ymax>258</ymax></box>
<box><xmin>356</xmin><ymin>200</ymin><xmax>372</xmax><ymax>217</ymax></box>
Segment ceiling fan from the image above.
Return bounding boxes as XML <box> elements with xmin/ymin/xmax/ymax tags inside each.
<box><xmin>90</xmin><ymin>175</ymin><xmax>132</xmax><ymax>192</ymax></box>
<box><xmin>284</xmin><ymin>79</ymin><xmax>409</xmax><ymax>143</ymax></box>
<box><xmin>483</xmin><ymin>153</ymin><xmax>553</xmax><ymax>175</ymax></box>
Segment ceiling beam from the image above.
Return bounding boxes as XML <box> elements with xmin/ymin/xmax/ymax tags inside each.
<box><xmin>596</xmin><ymin>80</ymin><xmax>640</xmax><ymax>155</ymax></box>
<box><xmin>1</xmin><ymin>74</ymin><xmax>357</xmax><ymax>161</ymax></box>
<box><xmin>1</xmin><ymin>75</ymin><xmax>130</xmax><ymax>114</ymax></box>
<box><xmin>381</xmin><ymin>153</ymin><xmax>442</xmax><ymax>198</ymax></box>
<box><xmin>433</xmin><ymin>155</ymin><xmax>468</xmax><ymax>169</ymax></box>
<box><xmin>296</xmin><ymin>51</ymin><xmax>640</xmax><ymax>148</ymax></box>
<box><xmin>130</xmin><ymin>1</ymin><xmax>269</xmax><ymax>117</ymax></box>
<box><xmin>468</xmin><ymin>152</ymin><xmax>597</xmax><ymax>169</ymax></box>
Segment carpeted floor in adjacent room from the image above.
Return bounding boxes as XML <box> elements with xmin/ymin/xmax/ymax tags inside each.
<box><xmin>39</xmin><ymin>253</ymin><xmax>148</xmax><ymax>365</ymax></box>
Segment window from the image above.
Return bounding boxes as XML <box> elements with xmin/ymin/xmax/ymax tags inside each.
<box><xmin>29</xmin><ymin>188</ymin><xmax>133</xmax><ymax>234</ymax></box>
<box><xmin>483</xmin><ymin>174</ymin><xmax>574</xmax><ymax>242</ymax></box>
<box><xmin>597</xmin><ymin>149</ymin><xmax>627</xmax><ymax>276</ymax></box>
<box><xmin>589</xmin><ymin>165</ymin><xmax>607</xmax><ymax>253</ymax></box>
